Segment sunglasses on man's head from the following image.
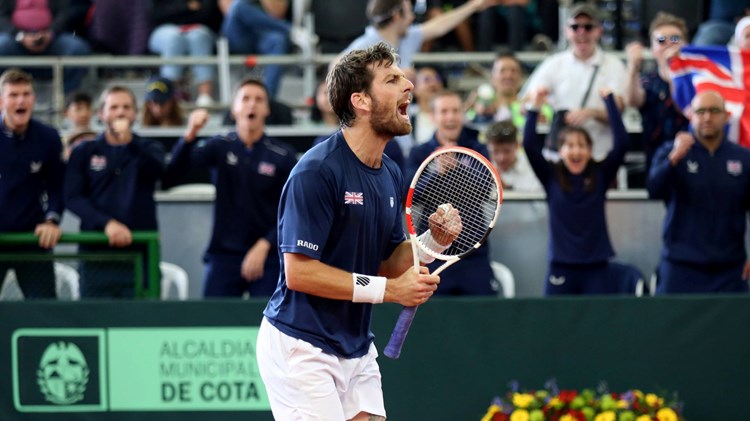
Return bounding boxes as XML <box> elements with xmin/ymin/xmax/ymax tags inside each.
<box><xmin>569</xmin><ymin>23</ymin><xmax>596</xmax><ymax>32</ymax></box>
<box><xmin>654</xmin><ymin>35</ymin><xmax>682</xmax><ymax>45</ymax></box>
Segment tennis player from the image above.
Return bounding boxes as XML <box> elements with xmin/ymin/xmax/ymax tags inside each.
<box><xmin>257</xmin><ymin>42</ymin><xmax>457</xmax><ymax>420</ymax></box>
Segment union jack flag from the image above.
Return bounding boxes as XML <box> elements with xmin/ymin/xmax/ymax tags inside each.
<box><xmin>669</xmin><ymin>45</ymin><xmax>750</xmax><ymax>148</ymax></box>
<box><xmin>344</xmin><ymin>191</ymin><xmax>364</xmax><ymax>205</ymax></box>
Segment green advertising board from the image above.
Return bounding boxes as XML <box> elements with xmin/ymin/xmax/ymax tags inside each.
<box><xmin>12</xmin><ymin>327</ymin><xmax>270</xmax><ymax>413</ymax></box>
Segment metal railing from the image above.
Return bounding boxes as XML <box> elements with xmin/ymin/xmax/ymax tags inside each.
<box><xmin>0</xmin><ymin>231</ymin><xmax>161</xmax><ymax>298</ymax></box>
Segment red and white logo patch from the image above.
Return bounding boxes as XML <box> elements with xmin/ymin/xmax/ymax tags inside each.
<box><xmin>727</xmin><ymin>160</ymin><xmax>742</xmax><ymax>176</ymax></box>
<box><xmin>258</xmin><ymin>161</ymin><xmax>276</xmax><ymax>176</ymax></box>
<box><xmin>90</xmin><ymin>155</ymin><xmax>107</xmax><ymax>171</ymax></box>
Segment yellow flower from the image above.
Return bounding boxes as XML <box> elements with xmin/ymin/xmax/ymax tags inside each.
<box><xmin>656</xmin><ymin>408</ymin><xmax>679</xmax><ymax>421</ymax></box>
<box><xmin>616</xmin><ymin>399</ymin><xmax>629</xmax><ymax>409</ymax></box>
<box><xmin>646</xmin><ymin>393</ymin><xmax>664</xmax><ymax>407</ymax></box>
<box><xmin>510</xmin><ymin>409</ymin><xmax>530</xmax><ymax>421</ymax></box>
<box><xmin>594</xmin><ymin>411</ymin><xmax>616</xmax><ymax>421</ymax></box>
<box><xmin>481</xmin><ymin>404</ymin><xmax>502</xmax><ymax>421</ymax></box>
<box><xmin>635</xmin><ymin>416</ymin><xmax>652</xmax><ymax>421</ymax></box>
<box><xmin>513</xmin><ymin>393</ymin><xmax>535</xmax><ymax>409</ymax></box>
<box><xmin>548</xmin><ymin>397</ymin><xmax>562</xmax><ymax>408</ymax></box>
<box><xmin>633</xmin><ymin>390</ymin><xmax>644</xmax><ymax>399</ymax></box>
<box><xmin>560</xmin><ymin>415</ymin><xmax>579</xmax><ymax>421</ymax></box>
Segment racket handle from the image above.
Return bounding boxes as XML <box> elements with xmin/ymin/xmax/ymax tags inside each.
<box><xmin>383</xmin><ymin>305</ymin><xmax>419</xmax><ymax>359</ymax></box>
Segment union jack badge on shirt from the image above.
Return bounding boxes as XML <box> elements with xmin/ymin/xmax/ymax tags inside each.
<box><xmin>727</xmin><ymin>160</ymin><xmax>742</xmax><ymax>176</ymax></box>
<box><xmin>90</xmin><ymin>155</ymin><xmax>107</xmax><ymax>171</ymax></box>
<box><xmin>258</xmin><ymin>161</ymin><xmax>276</xmax><ymax>176</ymax></box>
<box><xmin>344</xmin><ymin>191</ymin><xmax>364</xmax><ymax>205</ymax></box>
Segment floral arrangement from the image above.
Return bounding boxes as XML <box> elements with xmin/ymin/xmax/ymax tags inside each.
<box><xmin>481</xmin><ymin>380</ymin><xmax>684</xmax><ymax>421</ymax></box>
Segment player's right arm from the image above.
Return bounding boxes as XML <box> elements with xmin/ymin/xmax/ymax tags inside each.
<box><xmin>284</xmin><ymin>252</ymin><xmax>439</xmax><ymax>307</ymax></box>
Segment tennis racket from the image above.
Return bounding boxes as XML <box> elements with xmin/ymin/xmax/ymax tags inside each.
<box><xmin>383</xmin><ymin>146</ymin><xmax>503</xmax><ymax>359</ymax></box>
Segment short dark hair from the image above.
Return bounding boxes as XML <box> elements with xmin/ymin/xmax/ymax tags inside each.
<box><xmin>485</xmin><ymin>120</ymin><xmax>518</xmax><ymax>145</ymax></box>
<box><xmin>327</xmin><ymin>42</ymin><xmax>399</xmax><ymax>127</ymax></box>
<box><xmin>367</xmin><ymin>0</ymin><xmax>404</xmax><ymax>28</ymax></box>
<box><xmin>64</xmin><ymin>91</ymin><xmax>93</xmax><ymax>110</ymax></box>
<box><xmin>0</xmin><ymin>68</ymin><xmax>33</xmax><ymax>93</ymax></box>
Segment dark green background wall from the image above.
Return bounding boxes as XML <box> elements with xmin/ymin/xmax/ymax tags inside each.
<box><xmin>2</xmin><ymin>296</ymin><xmax>749</xmax><ymax>420</ymax></box>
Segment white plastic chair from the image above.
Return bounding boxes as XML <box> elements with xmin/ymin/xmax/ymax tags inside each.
<box><xmin>54</xmin><ymin>262</ymin><xmax>80</xmax><ymax>300</ymax></box>
<box><xmin>0</xmin><ymin>262</ymin><xmax>80</xmax><ymax>300</ymax></box>
<box><xmin>490</xmin><ymin>261</ymin><xmax>515</xmax><ymax>298</ymax></box>
<box><xmin>160</xmin><ymin>262</ymin><xmax>189</xmax><ymax>300</ymax></box>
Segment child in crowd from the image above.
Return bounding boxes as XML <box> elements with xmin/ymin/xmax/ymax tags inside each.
<box><xmin>63</xmin><ymin>91</ymin><xmax>94</xmax><ymax>132</ymax></box>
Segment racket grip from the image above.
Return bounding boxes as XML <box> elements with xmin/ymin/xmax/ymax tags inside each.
<box><xmin>383</xmin><ymin>305</ymin><xmax>419</xmax><ymax>359</ymax></box>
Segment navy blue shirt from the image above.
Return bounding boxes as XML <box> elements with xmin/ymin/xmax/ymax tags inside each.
<box><xmin>0</xmin><ymin>118</ymin><xmax>65</xmax><ymax>231</ymax></box>
<box><xmin>264</xmin><ymin>131</ymin><xmax>406</xmax><ymax>358</ymax></box>
<box><xmin>523</xmin><ymin>95</ymin><xmax>628</xmax><ymax>264</ymax></box>
<box><xmin>648</xmin><ymin>137</ymin><xmax>750</xmax><ymax>266</ymax></box>
<box><xmin>167</xmin><ymin>132</ymin><xmax>297</xmax><ymax>257</ymax></box>
<box><xmin>64</xmin><ymin>134</ymin><xmax>165</xmax><ymax>231</ymax></box>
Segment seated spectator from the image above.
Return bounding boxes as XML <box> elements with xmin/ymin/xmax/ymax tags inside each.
<box><xmin>343</xmin><ymin>0</ymin><xmax>521</xmax><ymax>72</ymax></box>
<box><xmin>0</xmin><ymin>0</ymin><xmax>92</xmax><ymax>94</ymax></box>
<box><xmin>623</xmin><ymin>12</ymin><xmax>689</xmax><ymax>175</ymax></box>
<box><xmin>87</xmin><ymin>0</ymin><xmax>151</xmax><ymax>55</ymax></box>
<box><xmin>63</xmin><ymin>90</ymin><xmax>94</xmax><ymax>132</ymax></box>
<box><xmin>476</xmin><ymin>0</ymin><xmax>557</xmax><ymax>52</ymax></box>
<box><xmin>485</xmin><ymin>120</ymin><xmax>542</xmax><ymax>192</ymax></box>
<box><xmin>141</xmin><ymin>76</ymin><xmax>185</xmax><ymax>127</ymax></box>
<box><xmin>523</xmin><ymin>87</ymin><xmax>630</xmax><ymax>295</ymax></box>
<box><xmin>522</xmin><ymin>3</ymin><xmax>626</xmax><ymax>161</ymax></box>
<box><xmin>406</xmin><ymin>90</ymin><xmax>496</xmax><ymax>296</ymax></box>
<box><xmin>692</xmin><ymin>0</ymin><xmax>750</xmax><ymax>46</ymax></box>
<box><xmin>466</xmin><ymin>51</ymin><xmax>551</xmax><ymax>128</ymax></box>
<box><xmin>410</xmin><ymin>65</ymin><xmax>444</xmax><ymax>144</ymax></box>
<box><xmin>221</xmin><ymin>0</ymin><xmax>293</xmax><ymax>98</ymax></box>
<box><xmin>422</xmin><ymin>0</ymin><xmax>477</xmax><ymax>52</ymax></box>
<box><xmin>0</xmin><ymin>69</ymin><xmax>65</xmax><ymax>299</ymax></box>
<box><xmin>166</xmin><ymin>78</ymin><xmax>297</xmax><ymax>298</ymax></box>
<box><xmin>65</xmin><ymin>85</ymin><xmax>166</xmax><ymax>298</ymax></box>
<box><xmin>147</xmin><ymin>0</ymin><xmax>223</xmax><ymax>106</ymax></box>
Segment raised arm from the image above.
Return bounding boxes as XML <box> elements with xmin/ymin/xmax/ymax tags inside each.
<box><xmin>600</xmin><ymin>89</ymin><xmax>629</xmax><ymax>182</ymax></box>
<box><xmin>647</xmin><ymin>132</ymin><xmax>692</xmax><ymax>200</ymax></box>
<box><xmin>522</xmin><ymin>86</ymin><xmax>552</xmax><ymax>184</ymax></box>
<box><xmin>623</xmin><ymin>41</ymin><xmax>646</xmax><ymax>108</ymax></box>
<box><xmin>420</xmin><ymin>0</ymin><xmax>528</xmax><ymax>42</ymax></box>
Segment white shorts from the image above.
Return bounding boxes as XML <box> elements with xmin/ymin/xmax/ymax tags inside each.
<box><xmin>256</xmin><ymin>317</ymin><xmax>386</xmax><ymax>420</ymax></box>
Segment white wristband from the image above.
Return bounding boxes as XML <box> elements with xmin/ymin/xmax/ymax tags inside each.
<box><xmin>416</xmin><ymin>230</ymin><xmax>451</xmax><ymax>264</ymax></box>
<box><xmin>352</xmin><ymin>273</ymin><xmax>386</xmax><ymax>303</ymax></box>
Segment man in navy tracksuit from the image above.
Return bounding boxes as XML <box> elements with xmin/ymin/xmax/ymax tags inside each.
<box><xmin>167</xmin><ymin>78</ymin><xmax>297</xmax><ymax>297</ymax></box>
<box><xmin>65</xmin><ymin>86</ymin><xmax>165</xmax><ymax>298</ymax></box>
<box><xmin>648</xmin><ymin>90</ymin><xmax>750</xmax><ymax>293</ymax></box>
<box><xmin>406</xmin><ymin>90</ymin><xmax>496</xmax><ymax>296</ymax></box>
<box><xmin>0</xmin><ymin>69</ymin><xmax>64</xmax><ymax>298</ymax></box>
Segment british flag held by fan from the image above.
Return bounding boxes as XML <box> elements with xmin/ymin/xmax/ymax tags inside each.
<box><xmin>669</xmin><ymin>45</ymin><xmax>750</xmax><ymax>148</ymax></box>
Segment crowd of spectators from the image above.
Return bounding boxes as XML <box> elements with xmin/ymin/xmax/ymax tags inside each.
<box><xmin>3</xmin><ymin>0</ymin><xmax>750</xmax><ymax>300</ymax></box>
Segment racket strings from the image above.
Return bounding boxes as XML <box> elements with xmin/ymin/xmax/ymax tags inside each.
<box><xmin>411</xmin><ymin>152</ymin><xmax>499</xmax><ymax>257</ymax></box>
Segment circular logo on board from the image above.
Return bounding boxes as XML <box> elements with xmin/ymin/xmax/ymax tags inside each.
<box><xmin>36</xmin><ymin>341</ymin><xmax>89</xmax><ymax>404</ymax></box>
